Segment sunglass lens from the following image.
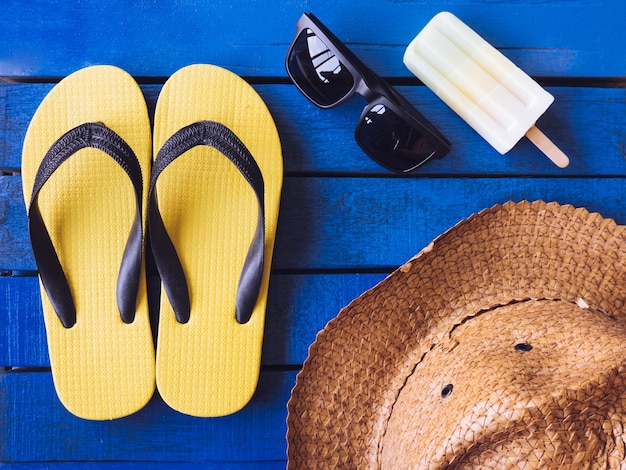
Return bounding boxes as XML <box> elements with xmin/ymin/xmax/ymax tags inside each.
<box><xmin>356</xmin><ymin>104</ymin><xmax>438</xmax><ymax>172</ymax></box>
<box><xmin>288</xmin><ymin>28</ymin><xmax>354</xmax><ymax>107</ymax></box>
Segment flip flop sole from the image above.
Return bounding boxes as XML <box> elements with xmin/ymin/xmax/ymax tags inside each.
<box><xmin>21</xmin><ymin>66</ymin><xmax>155</xmax><ymax>420</ymax></box>
<box><xmin>153</xmin><ymin>65</ymin><xmax>283</xmax><ymax>417</ymax></box>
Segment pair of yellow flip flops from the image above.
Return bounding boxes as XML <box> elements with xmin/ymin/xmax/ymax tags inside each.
<box><xmin>21</xmin><ymin>65</ymin><xmax>283</xmax><ymax>420</ymax></box>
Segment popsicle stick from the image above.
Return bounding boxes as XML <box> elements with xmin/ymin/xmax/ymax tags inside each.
<box><xmin>526</xmin><ymin>125</ymin><xmax>570</xmax><ymax>168</ymax></box>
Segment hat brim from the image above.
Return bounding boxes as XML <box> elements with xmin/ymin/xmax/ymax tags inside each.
<box><xmin>287</xmin><ymin>200</ymin><xmax>626</xmax><ymax>467</ymax></box>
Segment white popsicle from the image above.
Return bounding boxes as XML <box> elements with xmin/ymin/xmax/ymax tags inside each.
<box><xmin>403</xmin><ymin>12</ymin><xmax>569</xmax><ymax>168</ymax></box>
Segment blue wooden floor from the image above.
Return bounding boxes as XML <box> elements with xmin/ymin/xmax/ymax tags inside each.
<box><xmin>1</xmin><ymin>0</ymin><xmax>625</xmax><ymax>467</ymax></box>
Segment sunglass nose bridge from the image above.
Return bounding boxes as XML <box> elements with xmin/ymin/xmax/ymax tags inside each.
<box><xmin>351</xmin><ymin>63</ymin><xmax>392</xmax><ymax>101</ymax></box>
<box><xmin>354</xmin><ymin>77</ymin><xmax>381</xmax><ymax>102</ymax></box>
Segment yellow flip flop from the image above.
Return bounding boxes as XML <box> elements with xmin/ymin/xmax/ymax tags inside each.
<box><xmin>21</xmin><ymin>66</ymin><xmax>155</xmax><ymax>420</ymax></box>
<box><xmin>151</xmin><ymin>64</ymin><xmax>283</xmax><ymax>417</ymax></box>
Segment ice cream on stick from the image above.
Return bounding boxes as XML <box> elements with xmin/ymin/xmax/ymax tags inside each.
<box><xmin>403</xmin><ymin>12</ymin><xmax>569</xmax><ymax>168</ymax></box>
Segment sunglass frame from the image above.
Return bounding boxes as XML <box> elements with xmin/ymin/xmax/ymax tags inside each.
<box><xmin>286</xmin><ymin>12</ymin><xmax>451</xmax><ymax>172</ymax></box>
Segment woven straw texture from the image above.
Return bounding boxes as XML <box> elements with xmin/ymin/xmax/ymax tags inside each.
<box><xmin>287</xmin><ymin>200</ymin><xmax>626</xmax><ymax>468</ymax></box>
<box><xmin>21</xmin><ymin>66</ymin><xmax>155</xmax><ymax>420</ymax></box>
<box><xmin>153</xmin><ymin>64</ymin><xmax>283</xmax><ymax>417</ymax></box>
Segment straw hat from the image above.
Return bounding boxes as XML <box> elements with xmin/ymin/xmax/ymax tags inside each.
<box><xmin>287</xmin><ymin>200</ymin><xmax>626</xmax><ymax>468</ymax></box>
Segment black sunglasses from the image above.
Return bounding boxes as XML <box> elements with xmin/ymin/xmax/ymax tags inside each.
<box><xmin>286</xmin><ymin>12</ymin><xmax>451</xmax><ymax>173</ymax></box>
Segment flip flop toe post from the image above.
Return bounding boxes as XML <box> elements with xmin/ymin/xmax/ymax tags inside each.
<box><xmin>151</xmin><ymin>65</ymin><xmax>283</xmax><ymax>417</ymax></box>
<box><xmin>21</xmin><ymin>66</ymin><xmax>155</xmax><ymax>420</ymax></box>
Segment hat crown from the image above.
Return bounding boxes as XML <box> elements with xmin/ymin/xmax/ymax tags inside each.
<box><xmin>381</xmin><ymin>300</ymin><xmax>626</xmax><ymax>467</ymax></box>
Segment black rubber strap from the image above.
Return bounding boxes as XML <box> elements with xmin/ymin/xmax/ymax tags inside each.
<box><xmin>28</xmin><ymin>122</ymin><xmax>144</xmax><ymax>328</ymax></box>
<box><xmin>148</xmin><ymin>120</ymin><xmax>265</xmax><ymax>325</ymax></box>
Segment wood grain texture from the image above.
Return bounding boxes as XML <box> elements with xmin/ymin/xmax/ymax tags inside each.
<box><xmin>2</xmin><ymin>84</ymin><xmax>626</xmax><ymax>173</ymax></box>
<box><xmin>0</xmin><ymin>370</ymin><xmax>295</xmax><ymax>464</ymax></box>
<box><xmin>4</xmin><ymin>175</ymin><xmax>626</xmax><ymax>272</ymax></box>
<box><xmin>0</xmin><ymin>0</ymin><xmax>624</xmax><ymax>77</ymax></box>
<box><xmin>0</xmin><ymin>273</ymin><xmax>386</xmax><ymax>367</ymax></box>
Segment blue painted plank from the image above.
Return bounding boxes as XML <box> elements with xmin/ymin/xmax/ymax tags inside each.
<box><xmin>0</xmin><ymin>276</ymin><xmax>48</xmax><ymax>367</ymax></box>
<box><xmin>0</xmin><ymin>464</ymin><xmax>285</xmax><ymax>469</ymax></box>
<box><xmin>0</xmin><ymin>370</ymin><xmax>294</xmax><ymax>463</ymax></box>
<box><xmin>0</xmin><ymin>0</ymin><xmax>624</xmax><ymax>77</ymax></box>
<box><xmin>0</xmin><ymin>176</ymin><xmax>32</xmax><ymax>271</ymax></box>
<box><xmin>4</xmin><ymin>176</ymin><xmax>626</xmax><ymax>272</ymax></box>
<box><xmin>2</xmin><ymin>83</ymin><xmax>626</xmax><ymax>174</ymax></box>
<box><xmin>0</xmin><ymin>273</ymin><xmax>385</xmax><ymax>368</ymax></box>
<box><xmin>274</xmin><ymin>85</ymin><xmax>626</xmax><ymax>175</ymax></box>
